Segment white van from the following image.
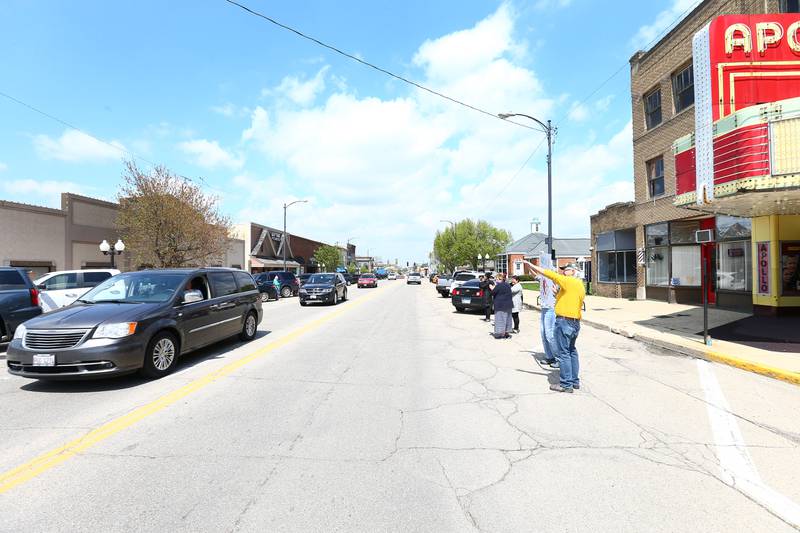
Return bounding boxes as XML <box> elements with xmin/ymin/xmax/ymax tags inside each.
<box><xmin>34</xmin><ymin>269</ymin><xmax>120</xmax><ymax>312</ymax></box>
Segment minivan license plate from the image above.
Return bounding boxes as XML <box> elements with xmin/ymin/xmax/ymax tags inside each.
<box><xmin>33</xmin><ymin>354</ymin><xmax>55</xmax><ymax>367</ymax></box>
<box><xmin>462</xmin><ymin>298</ymin><xmax>471</xmax><ymax>304</ymax></box>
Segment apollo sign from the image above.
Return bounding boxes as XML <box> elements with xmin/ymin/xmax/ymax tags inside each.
<box><xmin>678</xmin><ymin>14</ymin><xmax>800</xmax><ymax>205</ymax></box>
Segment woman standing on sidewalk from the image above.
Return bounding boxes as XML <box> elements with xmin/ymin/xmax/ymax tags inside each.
<box><xmin>490</xmin><ymin>273</ymin><xmax>513</xmax><ymax>339</ymax></box>
<box><xmin>524</xmin><ymin>261</ymin><xmax>586</xmax><ymax>393</ymax></box>
<box><xmin>510</xmin><ymin>275</ymin><xmax>523</xmax><ymax>333</ymax></box>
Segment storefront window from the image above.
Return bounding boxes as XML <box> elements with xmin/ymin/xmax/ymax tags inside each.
<box><xmin>670</xmin><ymin>220</ymin><xmax>701</xmax><ymax>244</ymax></box>
<box><xmin>716</xmin><ymin>215</ymin><xmax>751</xmax><ymax>241</ymax></box>
<box><xmin>646</xmin><ymin>246</ymin><xmax>669</xmax><ymax>286</ymax></box>
<box><xmin>671</xmin><ymin>246</ymin><xmax>701</xmax><ymax>286</ymax></box>
<box><xmin>718</xmin><ymin>241</ymin><xmax>751</xmax><ymax>291</ymax></box>
<box><xmin>781</xmin><ymin>242</ymin><xmax>800</xmax><ymax>296</ymax></box>
<box><xmin>646</xmin><ymin>223</ymin><xmax>669</xmax><ymax>246</ymax></box>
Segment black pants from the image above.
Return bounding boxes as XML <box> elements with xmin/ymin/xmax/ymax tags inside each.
<box><xmin>512</xmin><ymin>312</ymin><xmax>520</xmax><ymax>330</ymax></box>
<box><xmin>485</xmin><ymin>303</ymin><xmax>492</xmax><ymax>320</ymax></box>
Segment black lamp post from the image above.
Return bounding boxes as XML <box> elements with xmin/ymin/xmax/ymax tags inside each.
<box><xmin>99</xmin><ymin>239</ymin><xmax>125</xmax><ymax>268</ymax></box>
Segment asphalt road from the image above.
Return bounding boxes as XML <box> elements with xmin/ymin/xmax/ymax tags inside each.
<box><xmin>1</xmin><ymin>280</ymin><xmax>799</xmax><ymax>532</ymax></box>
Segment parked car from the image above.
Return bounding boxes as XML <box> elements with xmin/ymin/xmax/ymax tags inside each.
<box><xmin>0</xmin><ymin>267</ymin><xmax>42</xmax><ymax>342</ymax></box>
<box><xmin>450</xmin><ymin>279</ymin><xmax>492</xmax><ymax>313</ymax></box>
<box><xmin>254</xmin><ymin>271</ymin><xmax>300</xmax><ymax>298</ymax></box>
<box><xmin>358</xmin><ymin>273</ymin><xmax>378</xmax><ymax>288</ymax></box>
<box><xmin>299</xmin><ymin>273</ymin><xmax>348</xmax><ymax>306</ymax></box>
<box><xmin>341</xmin><ymin>272</ymin><xmax>358</xmax><ymax>285</ymax></box>
<box><xmin>254</xmin><ymin>277</ymin><xmax>279</xmax><ymax>302</ymax></box>
<box><xmin>436</xmin><ymin>274</ymin><xmax>452</xmax><ymax>297</ymax></box>
<box><xmin>6</xmin><ymin>268</ymin><xmax>262</xmax><ymax>380</ymax></box>
<box><xmin>387</xmin><ymin>273</ymin><xmax>398</xmax><ymax>280</ymax></box>
<box><xmin>449</xmin><ymin>271</ymin><xmax>481</xmax><ymax>295</ymax></box>
<box><xmin>34</xmin><ymin>269</ymin><xmax>119</xmax><ymax>312</ymax></box>
<box><xmin>407</xmin><ymin>272</ymin><xmax>422</xmax><ymax>285</ymax></box>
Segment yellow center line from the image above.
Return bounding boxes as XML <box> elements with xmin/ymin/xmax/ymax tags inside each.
<box><xmin>0</xmin><ymin>283</ymin><xmax>396</xmax><ymax>494</ymax></box>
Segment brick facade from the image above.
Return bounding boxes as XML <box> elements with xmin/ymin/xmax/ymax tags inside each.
<box><xmin>591</xmin><ymin>0</ymin><xmax>782</xmax><ymax>301</ymax></box>
<box><xmin>591</xmin><ymin>202</ymin><xmax>638</xmax><ymax>299</ymax></box>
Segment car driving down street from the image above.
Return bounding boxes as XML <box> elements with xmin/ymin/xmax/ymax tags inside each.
<box><xmin>358</xmin><ymin>273</ymin><xmax>378</xmax><ymax>288</ymax></box>
<box><xmin>6</xmin><ymin>268</ymin><xmax>262</xmax><ymax>380</ymax></box>
<box><xmin>299</xmin><ymin>273</ymin><xmax>348</xmax><ymax>306</ymax></box>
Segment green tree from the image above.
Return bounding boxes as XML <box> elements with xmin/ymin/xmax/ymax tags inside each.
<box><xmin>313</xmin><ymin>244</ymin><xmax>343</xmax><ymax>272</ymax></box>
<box><xmin>116</xmin><ymin>160</ymin><xmax>231</xmax><ymax>268</ymax></box>
<box><xmin>360</xmin><ymin>264</ymin><xmax>370</xmax><ymax>273</ymax></box>
<box><xmin>433</xmin><ymin>219</ymin><xmax>512</xmax><ymax>272</ymax></box>
<box><xmin>347</xmin><ymin>262</ymin><xmax>358</xmax><ymax>274</ymax></box>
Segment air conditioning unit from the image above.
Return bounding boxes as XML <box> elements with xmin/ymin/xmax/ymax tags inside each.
<box><xmin>695</xmin><ymin>229</ymin><xmax>715</xmax><ymax>243</ymax></box>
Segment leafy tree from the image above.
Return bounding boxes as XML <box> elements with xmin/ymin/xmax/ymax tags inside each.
<box><xmin>116</xmin><ymin>161</ymin><xmax>231</xmax><ymax>268</ymax></box>
<box><xmin>433</xmin><ymin>219</ymin><xmax>512</xmax><ymax>272</ymax></box>
<box><xmin>360</xmin><ymin>264</ymin><xmax>370</xmax><ymax>273</ymax></box>
<box><xmin>313</xmin><ymin>244</ymin><xmax>342</xmax><ymax>272</ymax></box>
<box><xmin>347</xmin><ymin>262</ymin><xmax>358</xmax><ymax>274</ymax></box>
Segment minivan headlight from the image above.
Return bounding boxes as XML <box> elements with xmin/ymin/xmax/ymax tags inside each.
<box><xmin>94</xmin><ymin>322</ymin><xmax>137</xmax><ymax>339</ymax></box>
<box><xmin>13</xmin><ymin>324</ymin><xmax>26</xmax><ymax>340</ymax></box>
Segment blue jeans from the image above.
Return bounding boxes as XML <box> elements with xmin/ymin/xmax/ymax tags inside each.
<box><xmin>554</xmin><ymin>317</ymin><xmax>580</xmax><ymax>389</ymax></box>
<box><xmin>540</xmin><ymin>307</ymin><xmax>557</xmax><ymax>361</ymax></box>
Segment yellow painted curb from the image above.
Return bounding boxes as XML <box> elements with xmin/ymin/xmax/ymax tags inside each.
<box><xmin>704</xmin><ymin>349</ymin><xmax>800</xmax><ymax>387</ymax></box>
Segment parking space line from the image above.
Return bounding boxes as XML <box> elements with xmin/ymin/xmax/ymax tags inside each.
<box><xmin>697</xmin><ymin>360</ymin><xmax>800</xmax><ymax>528</ymax></box>
<box><xmin>0</xmin><ymin>284</ymin><xmax>394</xmax><ymax>495</ymax></box>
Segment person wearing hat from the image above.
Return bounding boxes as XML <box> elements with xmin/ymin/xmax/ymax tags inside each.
<box><xmin>524</xmin><ymin>260</ymin><xmax>586</xmax><ymax>393</ymax></box>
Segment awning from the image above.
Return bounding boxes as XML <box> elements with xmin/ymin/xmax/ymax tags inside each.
<box><xmin>250</xmin><ymin>257</ymin><xmax>302</xmax><ymax>269</ymax></box>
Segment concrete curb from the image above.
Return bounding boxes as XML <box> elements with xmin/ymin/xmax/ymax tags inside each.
<box><xmin>522</xmin><ymin>302</ymin><xmax>800</xmax><ymax>387</ymax></box>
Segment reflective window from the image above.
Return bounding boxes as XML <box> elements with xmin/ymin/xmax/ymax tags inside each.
<box><xmin>647</xmin><ymin>157</ymin><xmax>665</xmax><ymax>198</ymax></box>
<box><xmin>671</xmin><ymin>246</ymin><xmax>701</xmax><ymax>286</ymax></box>
<box><xmin>716</xmin><ymin>215</ymin><xmax>752</xmax><ymax>241</ymax></box>
<box><xmin>718</xmin><ymin>242</ymin><xmax>751</xmax><ymax>292</ymax></box>
<box><xmin>82</xmin><ymin>272</ymin><xmax>113</xmax><ymax>287</ymax></box>
<box><xmin>672</xmin><ymin>64</ymin><xmax>694</xmax><ymax>113</ymax></box>
<box><xmin>208</xmin><ymin>272</ymin><xmax>238</xmax><ymax>297</ymax></box>
<box><xmin>646</xmin><ymin>223</ymin><xmax>669</xmax><ymax>247</ymax></box>
<box><xmin>670</xmin><ymin>220</ymin><xmax>701</xmax><ymax>244</ymax></box>
<box><xmin>646</xmin><ymin>246</ymin><xmax>669</xmax><ymax>286</ymax></box>
<box><xmin>44</xmin><ymin>273</ymin><xmax>79</xmax><ymax>290</ymax></box>
<box><xmin>233</xmin><ymin>271</ymin><xmax>256</xmax><ymax>292</ymax></box>
<box><xmin>645</xmin><ymin>88</ymin><xmax>662</xmax><ymax>129</ymax></box>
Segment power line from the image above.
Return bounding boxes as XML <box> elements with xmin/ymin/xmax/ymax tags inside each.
<box><xmin>557</xmin><ymin>0</ymin><xmax>705</xmax><ymax>124</ymax></box>
<box><xmin>484</xmin><ymin>136</ymin><xmax>547</xmax><ymax>213</ymax></box>
<box><xmin>223</xmin><ymin>0</ymin><xmax>536</xmax><ymax>132</ymax></box>
<box><xmin>0</xmin><ymin>90</ymin><xmax>226</xmax><ymax>194</ymax></box>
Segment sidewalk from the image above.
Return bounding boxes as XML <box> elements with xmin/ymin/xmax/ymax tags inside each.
<box><xmin>522</xmin><ymin>289</ymin><xmax>800</xmax><ymax>386</ymax></box>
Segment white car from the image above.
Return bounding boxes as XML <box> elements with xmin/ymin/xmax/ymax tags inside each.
<box><xmin>448</xmin><ymin>271</ymin><xmax>481</xmax><ymax>294</ymax></box>
<box><xmin>407</xmin><ymin>272</ymin><xmax>422</xmax><ymax>285</ymax></box>
<box><xmin>34</xmin><ymin>269</ymin><xmax>120</xmax><ymax>312</ymax></box>
<box><xmin>387</xmin><ymin>273</ymin><xmax>398</xmax><ymax>280</ymax></box>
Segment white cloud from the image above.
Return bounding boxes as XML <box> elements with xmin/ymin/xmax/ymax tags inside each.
<box><xmin>178</xmin><ymin>139</ymin><xmax>244</xmax><ymax>170</ymax></box>
<box><xmin>33</xmin><ymin>129</ymin><xmax>126</xmax><ymax>162</ymax></box>
<box><xmin>568</xmin><ymin>102</ymin><xmax>589</xmax><ymax>122</ymax></box>
<box><xmin>0</xmin><ymin>162</ymin><xmax>7</xmax><ymax>172</ymax></box>
<box><xmin>235</xmin><ymin>4</ymin><xmax>632</xmax><ymax>261</ymax></box>
<box><xmin>1</xmin><ymin>178</ymin><xmax>86</xmax><ymax>207</ymax></box>
<box><xmin>533</xmin><ymin>0</ymin><xmax>572</xmax><ymax>9</ymax></box>
<box><xmin>263</xmin><ymin>66</ymin><xmax>329</xmax><ymax>107</ymax></box>
<box><xmin>595</xmin><ymin>95</ymin><xmax>615</xmax><ymax>112</ymax></box>
<box><xmin>211</xmin><ymin>102</ymin><xmax>250</xmax><ymax>117</ymax></box>
<box><xmin>631</xmin><ymin>0</ymin><xmax>702</xmax><ymax>50</ymax></box>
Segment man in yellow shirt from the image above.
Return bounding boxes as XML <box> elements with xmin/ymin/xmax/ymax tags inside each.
<box><xmin>525</xmin><ymin>261</ymin><xmax>586</xmax><ymax>393</ymax></box>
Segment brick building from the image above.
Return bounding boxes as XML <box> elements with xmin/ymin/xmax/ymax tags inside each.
<box><xmin>498</xmin><ymin>232</ymin><xmax>590</xmax><ymax>277</ymax></box>
<box><xmin>591</xmin><ymin>0</ymin><xmax>800</xmax><ymax>313</ymax></box>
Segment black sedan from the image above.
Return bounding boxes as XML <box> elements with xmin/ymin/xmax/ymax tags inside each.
<box><xmin>450</xmin><ymin>279</ymin><xmax>491</xmax><ymax>313</ymax></box>
<box><xmin>299</xmin><ymin>273</ymin><xmax>347</xmax><ymax>306</ymax></box>
<box><xmin>6</xmin><ymin>268</ymin><xmax>262</xmax><ymax>380</ymax></box>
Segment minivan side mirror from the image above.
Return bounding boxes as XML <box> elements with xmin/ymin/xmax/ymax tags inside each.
<box><xmin>182</xmin><ymin>290</ymin><xmax>203</xmax><ymax>304</ymax></box>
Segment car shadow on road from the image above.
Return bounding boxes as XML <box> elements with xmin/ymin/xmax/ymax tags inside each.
<box><xmin>18</xmin><ymin>330</ymin><xmax>272</xmax><ymax>394</ymax></box>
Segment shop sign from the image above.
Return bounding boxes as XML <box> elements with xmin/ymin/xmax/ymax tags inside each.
<box><xmin>757</xmin><ymin>241</ymin><xmax>770</xmax><ymax>295</ymax></box>
<box><xmin>781</xmin><ymin>241</ymin><xmax>800</xmax><ymax>296</ymax></box>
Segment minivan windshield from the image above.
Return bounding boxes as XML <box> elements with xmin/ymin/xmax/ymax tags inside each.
<box><xmin>307</xmin><ymin>274</ymin><xmax>335</xmax><ymax>284</ymax></box>
<box><xmin>80</xmin><ymin>272</ymin><xmax>187</xmax><ymax>304</ymax></box>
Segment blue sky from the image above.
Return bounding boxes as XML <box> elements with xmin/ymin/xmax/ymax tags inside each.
<box><xmin>0</xmin><ymin>0</ymin><xmax>700</xmax><ymax>263</ymax></box>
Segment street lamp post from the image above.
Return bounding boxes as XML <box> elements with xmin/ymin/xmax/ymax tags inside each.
<box><xmin>99</xmin><ymin>239</ymin><xmax>125</xmax><ymax>268</ymax></box>
<box><xmin>283</xmin><ymin>200</ymin><xmax>308</xmax><ymax>272</ymax></box>
<box><xmin>498</xmin><ymin>113</ymin><xmax>555</xmax><ymax>258</ymax></box>
<box><xmin>484</xmin><ymin>251</ymin><xmax>489</xmax><ymax>271</ymax></box>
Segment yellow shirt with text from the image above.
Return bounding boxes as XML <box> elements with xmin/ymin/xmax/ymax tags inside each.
<box><xmin>541</xmin><ymin>270</ymin><xmax>585</xmax><ymax>320</ymax></box>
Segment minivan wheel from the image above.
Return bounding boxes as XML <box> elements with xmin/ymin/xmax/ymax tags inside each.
<box><xmin>332</xmin><ymin>292</ymin><xmax>338</xmax><ymax>306</ymax></box>
<box><xmin>281</xmin><ymin>286</ymin><xmax>292</xmax><ymax>298</ymax></box>
<box><xmin>140</xmin><ymin>332</ymin><xmax>179</xmax><ymax>379</ymax></box>
<box><xmin>240</xmin><ymin>312</ymin><xmax>257</xmax><ymax>341</ymax></box>
<box><xmin>342</xmin><ymin>289</ymin><xmax>347</xmax><ymax>302</ymax></box>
